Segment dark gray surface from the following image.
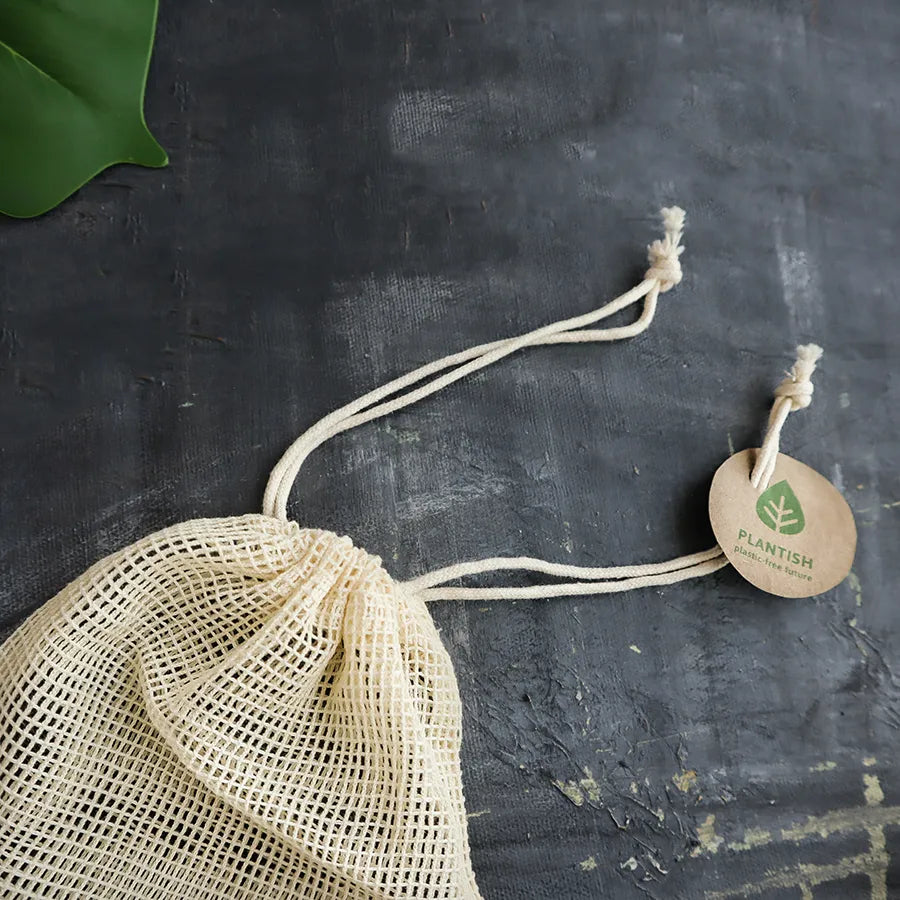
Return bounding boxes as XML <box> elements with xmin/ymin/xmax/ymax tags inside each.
<box><xmin>2</xmin><ymin>0</ymin><xmax>899</xmax><ymax>897</ymax></box>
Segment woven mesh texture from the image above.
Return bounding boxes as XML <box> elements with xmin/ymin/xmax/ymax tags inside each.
<box><xmin>0</xmin><ymin>514</ymin><xmax>481</xmax><ymax>899</ymax></box>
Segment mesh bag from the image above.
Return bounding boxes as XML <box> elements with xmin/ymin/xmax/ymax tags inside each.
<box><xmin>1</xmin><ymin>517</ymin><xmax>477</xmax><ymax>898</ymax></box>
<box><xmin>1</xmin><ymin>209</ymin><xmax>725</xmax><ymax>897</ymax></box>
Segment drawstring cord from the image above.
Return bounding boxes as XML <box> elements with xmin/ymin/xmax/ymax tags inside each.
<box><xmin>400</xmin><ymin>547</ymin><xmax>727</xmax><ymax>602</ymax></box>
<box><xmin>263</xmin><ymin>208</ymin><xmax>685</xmax><ymax>522</ymax></box>
<box><xmin>750</xmin><ymin>344</ymin><xmax>823</xmax><ymax>491</ymax></box>
<box><xmin>405</xmin><ymin>344</ymin><xmax>825</xmax><ymax>602</ymax></box>
<box><xmin>263</xmin><ymin>206</ymin><xmax>824</xmax><ymax>602</ymax></box>
<box><xmin>262</xmin><ymin>207</ymin><xmax>739</xmax><ymax>601</ymax></box>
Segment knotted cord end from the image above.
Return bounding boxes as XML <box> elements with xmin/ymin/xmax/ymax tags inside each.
<box><xmin>645</xmin><ymin>206</ymin><xmax>686</xmax><ymax>293</ymax></box>
<box><xmin>774</xmin><ymin>343</ymin><xmax>824</xmax><ymax>411</ymax></box>
<box><xmin>750</xmin><ymin>343</ymin><xmax>825</xmax><ymax>489</ymax></box>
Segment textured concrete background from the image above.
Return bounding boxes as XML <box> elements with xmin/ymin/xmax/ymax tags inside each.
<box><xmin>2</xmin><ymin>0</ymin><xmax>899</xmax><ymax>897</ymax></box>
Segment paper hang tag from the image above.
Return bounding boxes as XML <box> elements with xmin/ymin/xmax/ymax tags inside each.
<box><xmin>709</xmin><ymin>449</ymin><xmax>857</xmax><ymax>598</ymax></box>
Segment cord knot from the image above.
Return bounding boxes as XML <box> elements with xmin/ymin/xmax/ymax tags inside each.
<box><xmin>774</xmin><ymin>344</ymin><xmax>823</xmax><ymax>411</ymax></box>
<box><xmin>750</xmin><ymin>343</ymin><xmax>824</xmax><ymax>489</ymax></box>
<box><xmin>645</xmin><ymin>206</ymin><xmax>686</xmax><ymax>292</ymax></box>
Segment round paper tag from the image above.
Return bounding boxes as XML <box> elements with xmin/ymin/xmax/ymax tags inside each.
<box><xmin>709</xmin><ymin>449</ymin><xmax>856</xmax><ymax>598</ymax></box>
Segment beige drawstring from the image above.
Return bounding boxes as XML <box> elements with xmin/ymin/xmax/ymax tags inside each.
<box><xmin>414</xmin><ymin>344</ymin><xmax>826</xmax><ymax>603</ymax></box>
<box><xmin>749</xmin><ymin>344</ymin><xmax>823</xmax><ymax>491</ymax></box>
<box><xmin>400</xmin><ymin>547</ymin><xmax>727</xmax><ymax>602</ymax></box>
<box><xmin>263</xmin><ymin>207</ymin><xmax>685</xmax><ymax>521</ymax></box>
<box><xmin>263</xmin><ymin>206</ymin><xmax>729</xmax><ymax>600</ymax></box>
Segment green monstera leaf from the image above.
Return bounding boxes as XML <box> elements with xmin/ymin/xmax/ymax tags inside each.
<box><xmin>0</xmin><ymin>0</ymin><xmax>167</xmax><ymax>218</ymax></box>
<box><xmin>756</xmin><ymin>479</ymin><xmax>806</xmax><ymax>536</ymax></box>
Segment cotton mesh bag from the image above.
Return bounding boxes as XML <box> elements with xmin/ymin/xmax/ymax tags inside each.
<box><xmin>2</xmin><ymin>209</ymin><xmax>735</xmax><ymax>898</ymax></box>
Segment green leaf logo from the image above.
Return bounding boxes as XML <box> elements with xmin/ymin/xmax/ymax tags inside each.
<box><xmin>756</xmin><ymin>480</ymin><xmax>806</xmax><ymax>535</ymax></box>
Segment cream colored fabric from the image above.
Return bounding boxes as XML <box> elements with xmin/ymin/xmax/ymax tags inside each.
<box><xmin>2</xmin><ymin>208</ymin><xmax>725</xmax><ymax>899</ymax></box>
<box><xmin>1</xmin><ymin>517</ymin><xmax>480</xmax><ymax>898</ymax></box>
